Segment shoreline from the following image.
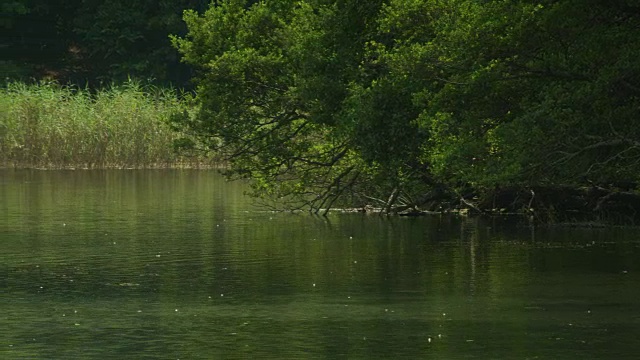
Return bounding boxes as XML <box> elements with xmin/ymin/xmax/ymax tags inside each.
<box><xmin>3</xmin><ymin>167</ymin><xmax>638</xmax><ymax>226</ymax></box>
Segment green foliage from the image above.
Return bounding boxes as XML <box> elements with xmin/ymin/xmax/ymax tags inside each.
<box><xmin>173</xmin><ymin>0</ymin><xmax>640</xmax><ymax>213</ymax></box>
<box><xmin>1</xmin><ymin>0</ymin><xmax>207</xmax><ymax>86</ymax></box>
<box><xmin>71</xmin><ymin>0</ymin><xmax>208</xmax><ymax>83</ymax></box>
<box><xmin>411</xmin><ymin>0</ymin><xmax>640</xmax><ymax>187</ymax></box>
<box><xmin>0</xmin><ymin>81</ymin><xmax>213</xmax><ymax>168</ymax></box>
<box><xmin>174</xmin><ymin>1</ymin><xmax>365</xmax><ymax>212</ymax></box>
<box><xmin>0</xmin><ymin>1</ymin><xmax>29</xmax><ymax>29</ymax></box>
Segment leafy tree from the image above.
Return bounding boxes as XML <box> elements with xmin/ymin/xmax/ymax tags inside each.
<box><xmin>72</xmin><ymin>0</ymin><xmax>209</xmax><ymax>84</ymax></box>
<box><xmin>407</xmin><ymin>0</ymin><xmax>640</xmax><ymax>189</ymax></box>
<box><xmin>174</xmin><ymin>0</ymin><xmax>392</xmax><ymax>213</ymax></box>
<box><xmin>1</xmin><ymin>0</ymin><xmax>77</xmax><ymax>81</ymax></box>
<box><xmin>1</xmin><ymin>0</ymin><xmax>207</xmax><ymax>86</ymax></box>
<box><xmin>174</xmin><ymin>0</ymin><xmax>640</xmax><ymax>215</ymax></box>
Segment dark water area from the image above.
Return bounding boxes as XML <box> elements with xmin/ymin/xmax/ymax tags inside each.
<box><xmin>1</xmin><ymin>169</ymin><xmax>640</xmax><ymax>359</ymax></box>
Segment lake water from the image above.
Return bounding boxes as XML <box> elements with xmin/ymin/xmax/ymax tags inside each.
<box><xmin>1</xmin><ymin>169</ymin><xmax>640</xmax><ymax>359</ymax></box>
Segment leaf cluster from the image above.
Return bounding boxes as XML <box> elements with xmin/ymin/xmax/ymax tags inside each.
<box><xmin>173</xmin><ymin>0</ymin><xmax>640</xmax><ymax>213</ymax></box>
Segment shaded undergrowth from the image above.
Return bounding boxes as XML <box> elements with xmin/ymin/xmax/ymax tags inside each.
<box><xmin>0</xmin><ymin>81</ymin><xmax>215</xmax><ymax>169</ymax></box>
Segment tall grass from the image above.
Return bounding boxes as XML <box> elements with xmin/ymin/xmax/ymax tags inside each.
<box><xmin>0</xmin><ymin>81</ymin><xmax>214</xmax><ymax>168</ymax></box>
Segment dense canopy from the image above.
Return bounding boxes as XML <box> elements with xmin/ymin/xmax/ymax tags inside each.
<box><xmin>173</xmin><ymin>0</ymin><xmax>640</xmax><ymax>217</ymax></box>
<box><xmin>1</xmin><ymin>0</ymin><xmax>208</xmax><ymax>85</ymax></box>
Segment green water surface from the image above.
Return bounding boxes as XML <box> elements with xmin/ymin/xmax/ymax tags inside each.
<box><xmin>1</xmin><ymin>170</ymin><xmax>639</xmax><ymax>359</ymax></box>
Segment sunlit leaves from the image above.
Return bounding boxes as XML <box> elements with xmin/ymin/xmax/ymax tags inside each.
<box><xmin>173</xmin><ymin>0</ymin><xmax>640</xmax><ymax>212</ymax></box>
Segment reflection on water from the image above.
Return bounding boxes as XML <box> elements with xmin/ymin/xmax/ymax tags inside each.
<box><xmin>1</xmin><ymin>169</ymin><xmax>640</xmax><ymax>359</ymax></box>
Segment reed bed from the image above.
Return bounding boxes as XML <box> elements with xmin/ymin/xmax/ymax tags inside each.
<box><xmin>0</xmin><ymin>81</ymin><xmax>215</xmax><ymax>169</ymax></box>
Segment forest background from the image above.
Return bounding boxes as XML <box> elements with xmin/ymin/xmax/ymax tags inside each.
<box><xmin>2</xmin><ymin>0</ymin><xmax>640</xmax><ymax>222</ymax></box>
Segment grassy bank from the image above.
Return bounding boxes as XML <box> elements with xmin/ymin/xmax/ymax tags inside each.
<box><xmin>0</xmin><ymin>81</ymin><xmax>215</xmax><ymax>169</ymax></box>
